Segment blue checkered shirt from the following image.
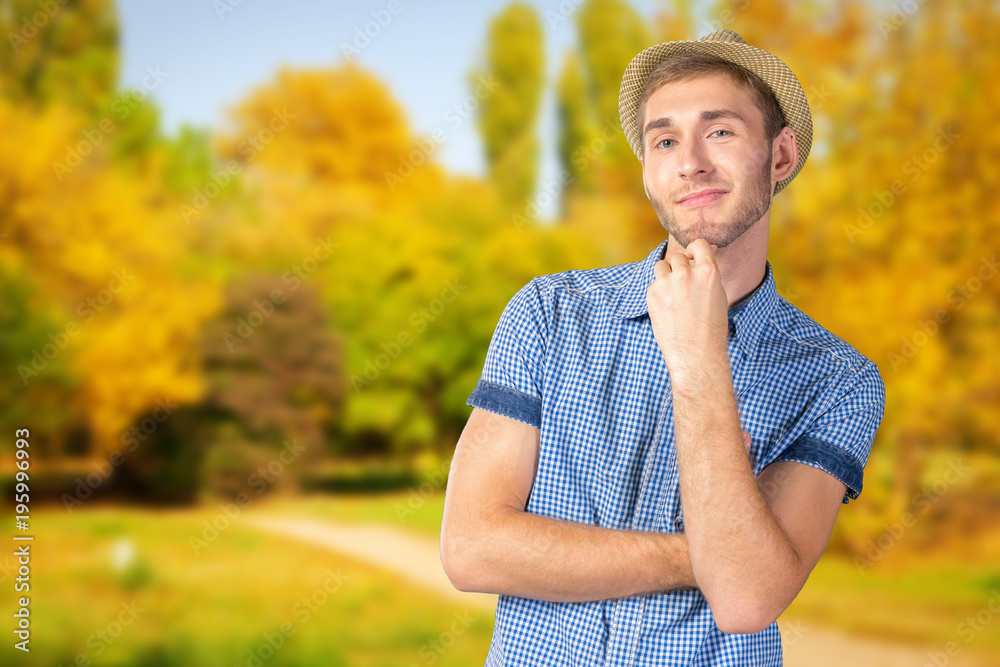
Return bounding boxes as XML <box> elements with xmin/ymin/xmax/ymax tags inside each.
<box><xmin>466</xmin><ymin>238</ymin><xmax>886</xmax><ymax>666</ymax></box>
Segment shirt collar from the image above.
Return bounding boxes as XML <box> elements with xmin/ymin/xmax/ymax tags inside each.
<box><xmin>611</xmin><ymin>238</ymin><xmax>778</xmax><ymax>361</ymax></box>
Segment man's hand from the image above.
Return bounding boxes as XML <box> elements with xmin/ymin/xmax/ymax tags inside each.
<box><xmin>646</xmin><ymin>238</ymin><xmax>729</xmax><ymax>379</ymax></box>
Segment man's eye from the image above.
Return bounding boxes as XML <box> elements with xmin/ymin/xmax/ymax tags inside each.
<box><xmin>657</xmin><ymin>138</ymin><xmax>675</xmax><ymax>149</ymax></box>
<box><xmin>712</xmin><ymin>129</ymin><xmax>732</xmax><ymax>137</ymax></box>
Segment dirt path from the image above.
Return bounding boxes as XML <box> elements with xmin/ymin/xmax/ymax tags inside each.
<box><xmin>250</xmin><ymin>517</ymin><xmax>984</xmax><ymax>667</ymax></box>
<box><xmin>250</xmin><ymin>516</ymin><xmax>496</xmax><ymax>609</ymax></box>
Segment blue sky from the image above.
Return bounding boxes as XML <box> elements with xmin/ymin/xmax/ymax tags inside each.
<box><xmin>117</xmin><ymin>0</ymin><xmax>698</xmax><ymax>213</ymax></box>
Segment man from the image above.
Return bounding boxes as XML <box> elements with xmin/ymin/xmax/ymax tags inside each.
<box><xmin>441</xmin><ymin>29</ymin><xmax>885</xmax><ymax>666</ymax></box>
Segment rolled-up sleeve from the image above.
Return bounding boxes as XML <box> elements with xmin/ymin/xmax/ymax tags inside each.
<box><xmin>466</xmin><ymin>278</ymin><xmax>549</xmax><ymax>429</ymax></box>
<box><xmin>773</xmin><ymin>358</ymin><xmax>886</xmax><ymax>503</ymax></box>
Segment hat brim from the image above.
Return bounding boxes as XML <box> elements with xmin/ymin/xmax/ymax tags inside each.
<box><xmin>619</xmin><ymin>39</ymin><xmax>812</xmax><ymax>195</ymax></box>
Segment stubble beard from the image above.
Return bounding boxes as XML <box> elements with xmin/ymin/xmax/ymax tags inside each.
<box><xmin>650</xmin><ymin>154</ymin><xmax>774</xmax><ymax>249</ymax></box>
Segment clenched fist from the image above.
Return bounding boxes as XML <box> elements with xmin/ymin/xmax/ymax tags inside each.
<box><xmin>646</xmin><ymin>238</ymin><xmax>730</xmax><ymax>381</ymax></box>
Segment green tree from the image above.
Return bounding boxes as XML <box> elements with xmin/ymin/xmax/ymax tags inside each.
<box><xmin>555</xmin><ymin>49</ymin><xmax>597</xmax><ymax>200</ymax></box>
<box><xmin>0</xmin><ymin>0</ymin><xmax>119</xmax><ymax>115</ymax></box>
<box><xmin>192</xmin><ymin>274</ymin><xmax>344</xmax><ymax>496</ymax></box>
<box><xmin>576</xmin><ymin>0</ymin><xmax>650</xmax><ymax>197</ymax></box>
<box><xmin>473</xmin><ymin>2</ymin><xmax>545</xmax><ymax>209</ymax></box>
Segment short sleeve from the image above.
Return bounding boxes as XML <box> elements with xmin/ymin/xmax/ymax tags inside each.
<box><xmin>773</xmin><ymin>358</ymin><xmax>886</xmax><ymax>504</ymax></box>
<box><xmin>466</xmin><ymin>279</ymin><xmax>549</xmax><ymax>429</ymax></box>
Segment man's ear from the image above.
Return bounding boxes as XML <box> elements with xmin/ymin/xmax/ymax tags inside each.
<box><xmin>771</xmin><ymin>126</ymin><xmax>798</xmax><ymax>185</ymax></box>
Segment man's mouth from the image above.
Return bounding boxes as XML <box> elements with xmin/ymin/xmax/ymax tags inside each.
<box><xmin>676</xmin><ymin>189</ymin><xmax>729</xmax><ymax>208</ymax></box>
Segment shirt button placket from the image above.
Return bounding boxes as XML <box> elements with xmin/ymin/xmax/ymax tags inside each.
<box><xmin>605</xmin><ymin>380</ymin><xmax>673</xmax><ymax>666</ymax></box>
<box><xmin>605</xmin><ymin>597</ymin><xmax>644</xmax><ymax>667</ymax></box>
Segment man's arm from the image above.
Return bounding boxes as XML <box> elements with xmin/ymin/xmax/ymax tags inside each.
<box><xmin>672</xmin><ymin>368</ymin><xmax>845</xmax><ymax>634</ymax></box>
<box><xmin>649</xmin><ymin>239</ymin><xmax>846</xmax><ymax>634</ymax></box>
<box><xmin>440</xmin><ymin>406</ymin><xmax>696</xmax><ymax>602</ymax></box>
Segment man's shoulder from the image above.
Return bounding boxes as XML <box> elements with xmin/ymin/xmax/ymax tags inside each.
<box><xmin>526</xmin><ymin>256</ymin><xmax>643</xmax><ymax>307</ymax></box>
<box><xmin>768</xmin><ymin>296</ymin><xmax>884</xmax><ymax>387</ymax></box>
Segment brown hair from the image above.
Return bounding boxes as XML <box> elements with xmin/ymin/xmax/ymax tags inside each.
<box><xmin>638</xmin><ymin>51</ymin><xmax>787</xmax><ymax>154</ymax></box>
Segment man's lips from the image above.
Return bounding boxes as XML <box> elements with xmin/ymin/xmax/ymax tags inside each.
<box><xmin>676</xmin><ymin>189</ymin><xmax>729</xmax><ymax>208</ymax></box>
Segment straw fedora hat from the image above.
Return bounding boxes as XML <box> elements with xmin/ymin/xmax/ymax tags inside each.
<box><xmin>618</xmin><ymin>29</ymin><xmax>812</xmax><ymax>195</ymax></box>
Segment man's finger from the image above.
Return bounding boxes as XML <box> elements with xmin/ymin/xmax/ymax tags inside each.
<box><xmin>687</xmin><ymin>239</ymin><xmax>717</xmax><ymax>266</ymax></box>
<box><xmin>665</xmin><ymin>251</ymin><xmax>692</xmax><ymax>272</ymax></box>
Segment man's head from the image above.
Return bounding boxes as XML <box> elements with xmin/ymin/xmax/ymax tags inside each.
<box><xmin>619</xmin><ymin>30</ymin><xmax>813</xmax><ymax>195</ymax></box>
<box><xmin>637</xmin><ymin>55</ymin><xmax>797</xmax><ymax>248</ymax></box>
<box><xmin>617</xmin><ymin>31</ymin><xmax>812</xmax><ymax>249</ymax></box>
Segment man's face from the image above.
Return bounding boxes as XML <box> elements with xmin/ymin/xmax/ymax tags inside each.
<box><xmin>639</xmin><ymin>71</ymin><xmax>775</xmax><ymax>249</ymax></box>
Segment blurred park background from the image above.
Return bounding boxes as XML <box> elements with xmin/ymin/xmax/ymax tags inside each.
<box><xmin>1</xmin><ymin>0</ymin><xmax>999</xmax><ymax>665</ymax></box>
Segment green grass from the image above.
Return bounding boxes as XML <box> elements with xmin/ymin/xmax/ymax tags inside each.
<box><xmin>259</xmin><ymin>489</ymin><xmax>448</xmax><ymax>538</ymax></box>
<box><xmin>14</xmin><ymin>492</ymin><xmax>998</xmax><ymax>665</ymax></box>
<box><xmin>0</xmin><ymin>503</ymin><xmax>491</xmax><ymax>667</ymax></box>
<box><xmin>265</xmin><ymin>491</ymin><xmax>1000</xmax><ymax>656</ymax></box>
<box><xmin>784</xmin><ymin>554</ymin><xmax>1000</xmax><ymax>653</ymax></box>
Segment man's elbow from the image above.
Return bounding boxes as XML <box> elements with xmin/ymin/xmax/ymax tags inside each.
<box><xmin>440</xmin><ymin>524</ymin><xmax>488</xmax><ymax>593</ymax></box>
<box><xmin>712</xmin><ymin>600</ymin><xmax>781</xmax><ymax>635</ymax></box>
<box><xmin>699</xmin><ymin>552</ymin><xmax>807</xmax><ymax>634</ymax></box>
<box><xmin>706</xmin><ymin>586</ymin><xmax>793</xmax><ymax>635</ymax></box>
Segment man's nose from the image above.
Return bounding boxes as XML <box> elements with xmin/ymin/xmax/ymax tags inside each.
<box><xmin>676</xmin><ymin>138</ymin><xmax>713</xmax><ymax>179</ymax></box>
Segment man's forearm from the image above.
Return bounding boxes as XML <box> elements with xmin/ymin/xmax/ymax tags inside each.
<box><xmin>670</xmin><ymin>361</ymin><xmax>805</xmax><ymax>628</ymax></box>
<box><xmin>451</xmin><ymin>508</ymin><xmax>696</xmax><ymax>603</ymax></box>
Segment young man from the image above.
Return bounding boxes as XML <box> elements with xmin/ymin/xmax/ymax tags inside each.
<box><xmin>441</xmin><ymin>30</ymin><xmax>885</xmax><ymax>666</ymax></box>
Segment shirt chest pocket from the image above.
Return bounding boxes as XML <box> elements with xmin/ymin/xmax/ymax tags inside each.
<box><xmin>737</xmin><ymin>406</ymin><xmax>792</xmax><ymax>477</ymax></box>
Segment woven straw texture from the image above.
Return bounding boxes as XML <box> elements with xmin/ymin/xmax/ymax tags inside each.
<box><xmin>618</xmin><ymin>29</ymin><xmax>812</xmax><ymax>195</ymax></box>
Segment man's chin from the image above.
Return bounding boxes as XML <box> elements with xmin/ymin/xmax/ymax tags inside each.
<box><xmin>665</xmin><ymin>222</ymin><xmax>735</xmax><ymax>250</ymax></box>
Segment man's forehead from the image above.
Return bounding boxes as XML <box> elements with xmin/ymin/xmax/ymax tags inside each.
<box><xmin>641</xmin><ymin>71</ymin><xmax>763</xmax><ymax>132</ymax></box>
<box><xmin>645</xmin><ymin>71</ymin><xmax>756</xmax><ymax>114</ymax></box>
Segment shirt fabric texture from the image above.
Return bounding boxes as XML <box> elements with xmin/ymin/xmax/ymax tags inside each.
<box><xmin>465</xmin><ymin>238</ymin><xmax>886</xmax><ymax>666</ymax></box>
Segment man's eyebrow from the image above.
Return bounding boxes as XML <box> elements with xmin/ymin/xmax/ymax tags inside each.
<box><xmin>700</xmin><ymin>109</ymin><xmax>747</xmax><ymax>124</ymax></box>
<box><xmin>643</xmin><ymin>109</ymin><xmax>748</xmax><ymax>143</ymax></box>
<box><xmin>643</xmin><ymin>116</ymin><xmax>673</xmax><ymax>139</ymax></box>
